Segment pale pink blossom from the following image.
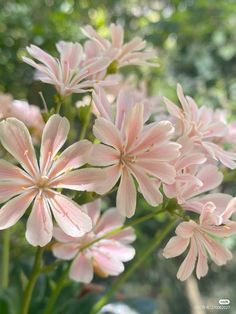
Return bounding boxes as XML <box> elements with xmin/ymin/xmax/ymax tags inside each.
<box><xmin>163</xmin><ymin>152</ymin><xmax>223</xmax><ymax>204</ymax></box>
<box><xmin>82</xmin><ymin>23</ymin><xmax>158</xmax><ymax>69</ymax></box>
<box><xmin>164</xmin><ymin>84</ymin><xmax>236</xmax><ymax>168</ymax></box>
<box><xmin>23</xmin><ymin>42</ymin><xmax>110</xmax><ymax>96</ymax></box>
<box><xmin>0</xmin><ymin>114</ymin><xmax>105</xmax><ymax>246</ymax></box>
<box><xmin>163</xmin><ymin>199</ymin><xmax>236</xmax><ymax>281</ymax></box>
<box><xmin>89</xmin><ymin>90</ymin><xmax>181</xmax><ymax>217</ymax></box>
<box><xmin>0</xmin><ymin>94</ymin><xmax>44</xmax><ymax>142</ymax></box>
<box><xmin>52</xmin><ymin>199</ymin><xmax>136</xmax><ymax>283</ymax></box>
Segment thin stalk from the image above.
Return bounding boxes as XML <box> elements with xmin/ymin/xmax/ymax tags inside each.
<box><xmin>90</xmin><ymin>219</ymin><xmax>176</xmax><ymax>314</ymax></box>
<box><xmin>2</xmin><ymin>229</ymin><xmax>10</xmax><ymax>289</ymax></box>
<box><xmin>80</xmin><ymin>104</ymin><xmax>92</xmax><ymax>140</ymax></box>
<box><xmin>43</xmin><ymin>265</ymin><xmax>70</xmax><ymax>314</ymax></box>
<box><xmin>81</xmin><ymin>206</ymin><xmax>165</xmax><ymax>252</ymax></box>
<box><xmin>21</xmin><ymin>247</ymin><xmax>44</xmax><ymax>314</ymax></box>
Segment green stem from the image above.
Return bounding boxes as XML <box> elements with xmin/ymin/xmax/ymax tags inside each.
<box><xmin>90</xmin><ymin>219</ymin><xmax>176</xmax><ymax>314</ymax></box>
<box><xmin>80</xmin><ymin>104</ymin><xmax>92</xmax><ymax>140</ymax></box>
<box><xmin>21</xmin><ymin>247</ymin><xmax>44</xmax><ymax>314</ymax></box>
<box><xmin>43</xmin><ymin>265</ymin><xmax>70</xmax><ymax>314</ymax></box>
<box><xmin>81</xmin><ymin>206</ymin><xmax>165</xmax><ymax>252</ymax></box>
<box><xmin>2</xmin><ymin>229</ymin><xmax>10</xmax><ymax>289</ymax></box>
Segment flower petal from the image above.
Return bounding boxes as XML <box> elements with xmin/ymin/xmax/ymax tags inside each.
<box><xmin>92</xmin><ymin>250</ymin><xmax>124</xmax><ymax>276</ymax></box>
<box><xmin>49</xmin><ymin>140</ymin><xmax>92</xmax><ymax>178</ymax></box>
<box><xmin>69</xmin><ymin>253</ymin><xmax>93</xmax><ymax>283</ymax></box>
<box><xmin>93</xmin><ymin>118</ymin><xmax>123</xmax><ymax>151</ymax></box>
<box><xmin>98</xmin><ymin>239</ymin><xmax>135</xmax><ymax>262</ymax></box>
<box><xmin>26</xmin><ymin>196</ymin><xmax>53</xmax><ymax>247</ymax></box>
<box><xmin>136</xmin><ymin>160</ymin><xmax>176</xmax><ymax>184</ymax></box>
<box><xmin>94</xmin><ymin>208</ymin><xmax>124</xmax><ymax>235</ymax></box>
<box><xmin>0</xmin><ymin>191</ymin><xmax>36</xmax><ymax>229</ymax></box>
<box><xmin>50</xmin><ymin>168</ymin><xmax>106</xmax><ymax>194</ymax></box>
<box><xmin>0</xmin><ymin>159</ymin><xmax>32</xmax><ymax>183</ymax></box>
<box><xmin>177</xmin><ymin>238</ymin><xmax>197</xmax><ymax>281</ymax></box>
<box><xmin>0</xmin><ymin>182</ymin><xmax>25</xmax><ymax>204</ymax></box>
<box><xmin>40</xmin><ymin>114</ymin><xmax>70</xmax><ymax>174</ymax></box>
<box><xmin>83</xmin><ymin>199</ymin><xmax>101</xmax><ymax>226</ymax></box>
<box><xmin>88</xmin><ymin>144</ymin><xmax>119</xmax><ymax>167</ymax></box>
<box><xmin>125</xmin><ymin>103</ymin><xmax>144</xmax><ymax>148</ymax></box>
<box><xmin>163</xmin><ymin>236</ymin><xmax>190</xmax><ymax>258</ymax></box>
<box><xmin>47</xmin><ymin>192</ymin><xmax>92</xmax><ymax>237</ymax></box>
<box><xmin>176</xmin><ymin>221</ymin><xmax>197</xmax><ymax>238</ymax></box>
<box><xmin>129</xmin><ymin>165</ymin><xmax>163</xmax><ymax>206</ymax></box>
<box><xmin>0</xmin><ymin>118</ymin><xmax>38</xmax><ymax>176</ymax></box>
<box><xmin>117</xmin><ymin>168</ymin><xmax>136</xmax><ymax>218</ymax></box>
<box><xmin>52</xmin><ymin>243</ymin><xmax>78</xmax><ymax>260</ymax></box>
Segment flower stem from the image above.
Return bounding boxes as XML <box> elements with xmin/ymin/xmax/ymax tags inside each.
<box><xmin>2</xmin><ymin>229</ymin><xmax>10</xmax><ymax>289</ymax></box>
<box><xmin>79</xmin><ymin>104</ymin><xmax>92</xmax><ymax>140</ymax></box>
<box><xmin>43</xmin><ymin>265</ymin><xmax>70</xmax><ymax>314</ymax></box>
<box><xmin>21</xmin><ymin>247</ymin><xmax>44</xmax><ymax>314</ymax></box>
<box><xmin>90</xmin><ymin>219</ymin><xmax>176</xmax><ymax>314</ymax></box>
<box><xmin>81</xmin><ymin>205</ymin><xmax>165</xmax><ymax>251</ymax></box>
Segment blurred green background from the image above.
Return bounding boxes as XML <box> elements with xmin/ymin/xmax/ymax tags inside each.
<box><xmin>0</xmin><ymin>0</ymin><xmax>236</xmax><ymax>313</ymax></box>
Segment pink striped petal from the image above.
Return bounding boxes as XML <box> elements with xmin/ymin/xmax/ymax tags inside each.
<box><xmin>110</xmin><ymin>24</ymin><xmax>124</xmax><ymax>48</ymax></box>
<box><xmin>222</xmin><ymin>197</ymin><xmax>236</xmax><ymax>220</ymax></box>
<box><xmin>0</xmin><ymin>182</ymin><xmax>25</xmax><ymax>204</ymax></box>
<box><xmin>163</xmin><ymin>236</ymin><xmax>189</xmax><ymax>258</ymax></box>
<box><xmin>69</xmin><ymin>253</ymin><xmax>93</xmax><ymax>283</ymax></box>
<box><xmin>0</xmin><ymin>118</ymin><xmax>39</xmax><ymax>176</ymax></box>
<box><xmin>98</xmin><ymin>239</ymin><xmax>135</xmax><ymax>262</ymax></box>
<box><xmin>26</xmin><ymin>196</ymin><xmax>53</xmax><ymax>246</ymax></box>
<box><xmin>177</xmin><ymin>239</ymin><xmax>197</xmax><ymax>281</ymax></box>
<box><xmin>138</xmin><ymin>142</ymin><xmax>181</xmax><ymax>161</ymax></box>
<box><xmin>92</xmin><ymin>250</ymin><xmax>124</xmax><ymax>276</ymax></box>
<box><xmin>129</xmin><ymin>165</ymin><xmax>163</xmax><ymax>206</ymax></box>
<box><xmin>51</xmin><ymin>168</ymin><xmax>106</xmax><ymax>194</ymax></box>
<box><xmin>88</xmin><ymin>144</ymin><xmax>119</xmax><ymax>166</ymax></box>
<box><xmin>49</xmin><ymin>140</ymin><xmax>92</xmax><ymax>178</ymax></box>
<box><xmin>163</xmin><ymin>96</ymin><xmax>183</xmax><ymax>119</ymax></box>
<box><xmin>110</xmin><ymin>227</ymin><xmax>136</xmax><ymax>244</ymax></box>
<box><xmin>98</xmin><ymin>164</ymin><xmax>122</xmax><ymax>195</ymax></box>
<box><xmin>176</xmin><ymin>221</ymin><xmax>196</xmax><ymax>238</ymax></box>
<box><xmin>94</xmin><ymin>208</ymin><xmax>124</xmax><ymax>235</ymax></box>
<box><xmin>130</xmin><ymin>121</ymin><xmax>174</xmax><ymax>155</ymax></box>
<box><xmin>136</xmin><ymin>160</ymin><xmax>176</xmax><ymax>184</ymax></box>
<box><xmin>196</xmin><ymin>164</ymin><xmax>223</xmax><ymax>194</ymax></box>
<box><xmin>83</xmin><ymin>199</ymin><xmax>101</xmax><ymax>226</ymax></box>
<box><xmin>125</xmin><ymin>103</ymin><xmax>144</xmax><ymax>148</ymax></box>
<box><xmin>47</xmin><ymin>192</ymin><xmax>92</xmax><ymax>237</ymax></box>
<box><xmin>195</xmin><ymin>238</ymin><xmax>208</xmax><ymax>279</ymax></box>
<box><xmin>0</xmin><ymin>160</ymin><xmax>32</xmax><ymax>183</ymax></box>
<box><xmin>117</xmin><ymin>169</ymin><xmax>136</xmax><ymax>218</ymax></box>
<box><xmin>53</xmin><ymin>226</ymin><xmax>78</xmax><ymax>243</ymax></box>
<box><xmin>199</xmin><ymin>234</ymin><xmax>232</xmax><ymax>266</ymax></box>
<box><xmin>93</xmin><ymin>118</ymin><xmax>123</xmax><ymax>151</ymax></box>
<box><xmin>52</xmin><ymin>243</ymin><xmax>78</xmax><ymax>260</ymax></box>
<box><xmin>0</xmin><ymin>191</ymin><xmax>36</xmax><ymax>229</ymax></box>
<box><xmin>40</xmin><ymin>114</ymin><xmax>70</xmax><ymax>174</ymax></box>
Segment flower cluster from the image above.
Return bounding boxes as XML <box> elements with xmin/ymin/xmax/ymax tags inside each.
<box><xmin>0</xmin><ymin>23</ymin><xmax>236</xmax><ymax>287</ymax></box>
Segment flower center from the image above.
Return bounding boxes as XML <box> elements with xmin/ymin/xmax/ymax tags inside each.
<box><xmin>36</xmin><ymin>175</ymin><xmax>49</xmax><ymax>189</ymax></box>
<box><xmin>120</xmin><ymin>152</ymin><xmax>137</xmax><ymax>167</ymax></box>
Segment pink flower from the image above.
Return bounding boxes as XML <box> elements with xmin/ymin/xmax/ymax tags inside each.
<box><xmin>0</xmin><ymin>114</ymin><xmax>105</xmax><ymax>246</ymax></box>
<box><xmin>0</xmin><ymin>95</ymin><xmax>44</xmax><ymax>142</ymax></box>
<box><xmin>163</xmin><ymin>153</ymin><xmax>223</xmax><ymax>204</ymax></box>
<box><xmin>164</xmin><ymin>84</ymin><xmax>236</xmax><ymax>169</ymax></box>
<box><xmin>52</xmin><ymin>199</ymin><xmax>136</xmax><ymax>283</ymax></box>
<box><xmin>23</xmin><ymin>42</ymin><xmax>110</xmax><ymax>96</ymax></box>
<box><xmin>163</xmin><ymin>199</ymin><xmax>236</xmax><ymax>281</ymax></box>
<box><xmin>89</xmin><ymin>90</ymin><xmax>181</xmax><ymax>217</ymax></box>
<box><xmin>82</xmin><ymin>23</ymin><xmax>158</xmax><ymax>69</ymax></box>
